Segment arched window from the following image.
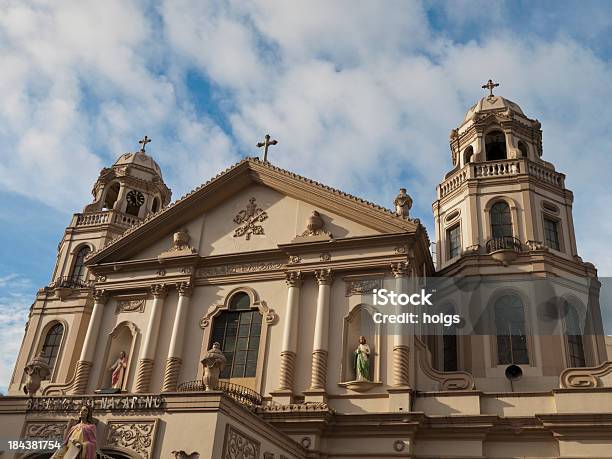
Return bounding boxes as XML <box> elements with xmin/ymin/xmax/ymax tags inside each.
<box><xmin>211</xmin><ymin>292</ymin><xmax>262</xmax><ymax>379</ymax></box>
<box><xmin>41</xmin><ymin>323</ymin><xmax>64</xmax><ymax>373</ymax></box>
<box><xmin>71</xmin><ymin>246</ymin><xmax>91</xmax><ymax>283</ymax></box>
<box><xmin>485</xmin><ymin>130</ymin><xmax>507</xmax><ymax>161</ymax></box>
<box><xmin>494</xmin><ymin>295</ymin><xmax>529</xmax><ymax>364</ymax></box>
<box><xmin>518</xmin><ymin>141</ymin><xmax>529</xmax><ymax>158</ymax></box>
<box><xmin>490</xmin><ymin>202</ymin><xmax>513</xmax><ymax>238</ymax></box>
<box><xmin>103</xmin><ymin>182</ymin><xmax>120</xmax><ymax>210</ymax></box>
<box><xmin>151</xmin><ymin>197</ymin><xmax>160</xmax><ymax>213</ymax></box>
<box><xmin>565</xmin><ymin>302</ymin><xmax>586</xmax><ymax>367</ymax></box>
<box><xmin>463</xmin><ymin>146</ymin><xmax>474</xmax><ymax>166</ymax></box>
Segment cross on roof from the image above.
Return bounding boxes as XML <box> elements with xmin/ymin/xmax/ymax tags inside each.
<box><xmin>481</xmin><ymin>79</ymin><xmax>500</xmax><ymax>97</ymax></box>
<box><xmin>256</xmin><ymin>134</ymin><xmax>278</xmax><ymax>163</ymax></box>
<box><xmin>138</xmin><ymin>135</ymin><xmax>151</xmax><ymax>153</ymax></box>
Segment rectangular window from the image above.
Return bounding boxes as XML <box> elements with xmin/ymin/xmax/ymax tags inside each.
<box><xmin>543</xmin><ymin>217</ymin><xmax>560</xmax><ymax>251</ymax></box>
<box><xmin>447</xmin><ymin>224</ymin><xmax>461</xmax><ymax>260</ymax></box>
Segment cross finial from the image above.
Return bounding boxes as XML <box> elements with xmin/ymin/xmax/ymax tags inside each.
<box><xmin>256</xmin><ymin>134</ymin><xmax>278</xmax><ymax>163</ymax></box>
<box><xmin>481</xmin><ymin>79</ymin><xmax>499</xmax><ymax>97</ymax></box>
<box><xmin>138</xmin><ymin>135</ymin><xmax>151</xmax><ymax>153</ymax></box>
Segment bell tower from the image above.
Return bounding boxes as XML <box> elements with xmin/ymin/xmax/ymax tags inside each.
<box><xmin>431</xmin><ymin>81</ymin><xmax>607</xmax><ymax>390</ymax></box>
<box><xmin>50</xmin><ymin>136</ymin><xmax>171</xmax><ymax>288</ymax></box>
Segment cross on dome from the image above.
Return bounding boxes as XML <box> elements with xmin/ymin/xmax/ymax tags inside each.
<box><xmin>481</xmin><ymin>79</ymin><xmax>500</xmax><ymax>97</ymax></box>
<box><xmin>138</xmin><ymin>135</ymin><xmax>152</xmax><ymax>153</ymax></box>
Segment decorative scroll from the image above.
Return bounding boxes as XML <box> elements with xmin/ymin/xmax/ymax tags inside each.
<box><xmin>23</xmin><ymin>421</ymin><xmax>68</xmax><ymax>440</ymax></box>
<box><xmin>198</xmin><ymin>262</ymin><xmax>283</xmax><ymax>277</ymax></box>
<box><xmin>115</xmin><ymin>299</ymin><xmax>146</xmax><ymax>313</ymax></box>
<box><xmin>26</xmin><ymin>395</ymin><xmax>164</xmax><ymax>412</ymax></box>
<box><xmin>345</xmin><ymin>279</ymin><xmax>382</xmax><ymax>297</ymax></box>
<box><xmin>233</xmin><ymin>197</ymin><xmax>268</xmax><ymax>240</ymax></box>
<box><xmin>560</xmin><ymin>361</ymin><xmax>612</xmax><ymax>388</ymax></box>
<box><xmin>106</xmin><ymin>420</ymin><xmax>157</xmax><ymax>459</ymax></box>
<box><xmin>222</xmin><ymin>425</ymin><xmax>260</xmax><ymax>459</ymax></box>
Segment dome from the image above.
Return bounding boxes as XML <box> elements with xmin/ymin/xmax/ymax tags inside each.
<box><xmin>463</xmin><ymin>95</ymin><xmax>525</xmax><ymax>123</ymax></box>
<box><xmin>114</xmin><ymin>151</ymin><xmax>163</xmax><ymax>177</ymax></box>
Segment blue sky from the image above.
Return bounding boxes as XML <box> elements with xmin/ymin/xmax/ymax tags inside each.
<box><xmin>2</xmin><ymin>0</ymin><xmax>612</xmax><ymax>392</ymax></box>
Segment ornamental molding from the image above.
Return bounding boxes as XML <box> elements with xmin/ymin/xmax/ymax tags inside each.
<box><xmin>106</xmin><ymin>419</ymin><xmax>158</xmax><ymax>459</ymax></box>
<box><xmin>22</xmin><ymin>420</ymin><xmax>68</xmax><ymax>441</ymax></box>
<box><xmin>233</xmin><ymin>197</ymin><xmax>268</xmax><ymax>240</ymax></box>
<box><xmin>115</xmin><ymin>298</ymin><xmax>146</xmax><ymax>314</ymax></box>
<box><xmin>222</xmin><ymin>424</ymin><xmax>260</xmax><ymax>459</ymax></box>
<box><xmin>345</xmin><ymin>278</ymin><xmax>382</xmax><ymax>297</ymax></box>
<box><xmin>200</xmin><ymin>300</ymin><xmax>276</xmax><ymax>329</ymax></box>
<box><xmin>560</xmin><ymin>361</ymin><xmax>612</xmax><ymax>388</ymax></box>
<box><xmin>197</xmin><ymin>262</ymin><xmax>284</xmax><ymax>277</ymax></box>
<box><xmin>315</xmin><ymin>268</ymin><xmax>333</xmax><ymax>285</ymax></box>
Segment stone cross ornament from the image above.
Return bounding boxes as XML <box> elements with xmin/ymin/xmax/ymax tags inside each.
<box><xmin>201</xmin><ymin>342</ymin><xmax>227</xmax><ymax>391</ymax></box>
<box><xmin>481</xmin><ymin>79</ymin><xmax>499</xmax><ymax>97</ymax></box>
<box><xmin>256</xmin><ymin>134</ymin><xmax>278</xmax><ymax>163</ymax></box>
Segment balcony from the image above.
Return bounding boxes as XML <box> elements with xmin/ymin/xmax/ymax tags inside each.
<box><xmin>72</xmin><ymin>210</ymin><xmax>142</xmax><ymax>230</ymax></box>
<box><xmin>177</xmin><ymin>380</ymin><xmax>263</xmax><ymax>407</ymax></box>
<box><xmin>437</xmin><ymin>158</ymin><xmax>565</xmax><ymax>198</ymax></box>
<box><xmin>51</xmin><ymin>276</ymin><xmax>92</xmax><ymax>289</ymax></box>
<box><xmin>486</xmin><ymin>236</ymin><xmax>522</xmax><ymax>265</ymax></box>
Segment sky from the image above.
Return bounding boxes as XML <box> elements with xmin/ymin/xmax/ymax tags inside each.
<box><xmin>2</xmin><ymin>0</ymin><xmax>612</xmax><ymax>393</ymax></box>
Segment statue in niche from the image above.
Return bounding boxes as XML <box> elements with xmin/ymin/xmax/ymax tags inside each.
<box><xmin>51</xmin><ymin>404</ymin><xmax>97</xmax><ymax>459</ymax></box>
<box><xmin>353</xmin><ymin>336</ymin><xmax>371</xmax><ymax>382</ymax></box>
<box><xmin>394</xmin><ymin>188</ymin><xmax>413</xmax><ymax>218</ymax></box>
<box><xmin>107</xmin><ymin>351</ymin><xmax>127</xmax><ymax>390</ymax></box>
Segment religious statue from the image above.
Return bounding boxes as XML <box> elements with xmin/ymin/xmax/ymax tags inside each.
<box><xmin>51</xmin><ymin>404</ymin><xmax>97</xmax><ymax>459</ymax></box>
<box><xmin>394</xmin><ymin>188</ymin><xmax>413</xmax><ymax>218</ymax></box>
<box><xmin>354</xmin><ymin>336</ymin><xmax>371</xmax><ymax>382</ymax></box>
<box><xmin>23</xmin><ymin>351</ymin><xmax>51</xmax><ymax>396</ymax></box>
<box><xmin>107</xmin><ymin>351</ymin><xmax>127</xmax><ymax>390</ymax></box>
<box><xmin>201</xmin><ymin>342</ymin><xmax>227</xmax><ymax>391</ymax></box>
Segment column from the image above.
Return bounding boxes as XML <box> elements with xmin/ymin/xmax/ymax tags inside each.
<box><xmin>307</xmin><ymin>269</ymin><xmax>333</xmax><ymax>397</ymax></box>
<box><xmin>391</xmin><ymin>262</ymin><xmax>411</xmax><ymax>387</ymax></box>
<box><xmin>162</xmin><ymin>282</ymin><xmax>193</xmax><ymax>392</ymax></box>
<box><xmin>135</xmin><ymin>284</ymin><xmax>167</xmax><ymax>393</ymax></box>
<box><xmin>275</xmin><ymin>272</ymin><xmax>303</xmax><ymax>398</ymax></box>
<box><xmin>71</xmin><ymin>289</ymin><xmax>108</xmax><ymax>394</ymax></box>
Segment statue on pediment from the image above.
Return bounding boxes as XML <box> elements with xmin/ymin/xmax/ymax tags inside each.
<box><xmin>394</xmin><ymin>188</ymin><xmax>412</xmax><ymax>218</ymax></box>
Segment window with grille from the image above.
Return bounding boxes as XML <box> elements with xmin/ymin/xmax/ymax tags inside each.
<box><xmin>494</xmin><ymin>295</ymin><xmax>529</xmax><ymax>365</ymax></box>
<box><xmin>41</xmin><ymin>323</ymin><xmax>64</xmax><ymax>373</ymax></box>
<box><xmin>490</xmin><ymin>202</ymin><xmax>513</xmax><ymax>238</ymax></box>
<box><xmin>447</xmin><ymin>224</ymin><xmax>461</xmax><ymax>260</ymax></box>
<box><xmin>543</xmin><ymin>217</ymin><xmax>560</xmax><ymax>251</ymax></box>
<box><xmin>210</xmin><ymin>292</ymin><xmax>262</xmax><ymax>379</ymax></box>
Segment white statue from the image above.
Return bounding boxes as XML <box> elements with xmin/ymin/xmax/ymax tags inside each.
<box><xmin>107</xmin><ymin>351</ymin><xmax>127</xmax><ymax>390</ymax></box>
<box><xmin>354</xmin><ymin>336</ymin><xmax>371</xmax><ymax>382</ymax></box>
<box><xmin>394</xmin><ymin>188</ymin><xmax>413</xmax><ymax>218</ymax></box>
<box><xmin>201</xmin><ymin>342</ymin><xmax>227</xmax><ymax>391</ymax></box>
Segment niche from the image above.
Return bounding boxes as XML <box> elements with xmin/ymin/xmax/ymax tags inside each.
<box><xmin>97</xmin><ymin>321</ymin><xmax>138</xmax><ymax>391</ymax></box>
<box><xmin>338</xmin><ymin>304</ymin><xmax>381</xmax><ymax>391</ymax></box>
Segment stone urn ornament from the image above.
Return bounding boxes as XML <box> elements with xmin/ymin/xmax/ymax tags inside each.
<box><xmin>23</xmin><ymin>352</ymin><xmax>51</xmax><ymax>396</ymax></box>
<box><xmin>201</xmin><ymin>342</ymin><xmax>227</xmax><ymax>391</ymax></box>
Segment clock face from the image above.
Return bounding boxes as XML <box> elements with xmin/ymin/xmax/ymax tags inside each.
<box><xmin>126</xmin><ymin>190</ymin><xmax>145</xmax><ymax>207</ymax></box>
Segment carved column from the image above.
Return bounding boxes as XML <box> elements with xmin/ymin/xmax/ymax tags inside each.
<box><xmin>391</xmin><ymin>262</ymin><xmax>411</xmax><ymax>387</ymax></box>
<box><xmin>276</xmin><ymin>272</ymin><xmax>302</xmax><ymax>395</ymax></box>
<box><xmin>71</xmin><ymin>289</ymin><xmax>108</xmax><ymax>394</ymax></box>
<box><xmin>308</xmin><ymin>269</ymin><xmax>333</xmax><ymax>396</ymax></box>
<box><xmin>162</xmin><ymin>282</ymin><xmax>193</xmax><ymax>392</ymax></box>
<box><xmin>135</xmin><ymin>284</ymin><xmax>167</xmax><ymax>393</ymax></box>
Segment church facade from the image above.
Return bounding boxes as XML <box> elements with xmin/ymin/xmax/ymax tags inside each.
<box><xmin>1</xmin><ymin>85</ymin><xmax>612</xmax><ymax>458</ymax></box>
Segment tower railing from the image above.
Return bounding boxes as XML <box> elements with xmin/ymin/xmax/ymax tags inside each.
<box><xmin>437</xmin><ymin>158</ymin><xmax>565</xmax><ymax>198</ymax></box>
<box><xmin>485</xmin><ymin>236</ymin><xmax>522</xmax><ymax>254</ymax></box>
<box><xmin>72</xmin><ymin>210</ymin><xmax>142</xmax><ymax>230</ymax></box>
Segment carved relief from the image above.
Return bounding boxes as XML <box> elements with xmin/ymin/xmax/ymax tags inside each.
<box><xmin>288</xmin><ymin>255</ymin><xmax>302</xmax><ymax>264</ymax></box>
<box><xmin>106</xmin><ymin>420</ymin><xmax>157</xmax><ymax>459</ymax></box>
<box><xmin>23</xmin><ymin>420</ymin><xmax>68</xmax><ymax>440</ymax></box>
<box><xmin>233</xmin><ymin>197</ymin><xmax>268</xmax><ymax>240</ymax></box>
<box><xmin>172</xmin><ymin>451</ymin><xmax>199</xmax><ymax>459</ymax></box>
<box><xmin>115</xmin><ymin>298</ymin><xmax>146</xmax><ymax>313</ymax></box>
<box><xmin>345</xmin><ymin>279</ymin><xmax>382</xmax><ymax>297</ymax></box>
<box><xmin>222</xmin><ymin>425</ymin><xmax>260</xmax><ymax>459</ymax></box>
<box><xmin>285</xmin><ymin>271</ymin><xmax>303</xmax><ymax>287</ymax></box>
<box><xmin>320</xmin><ymin>252</ymin><xmax>331</xmax><ymax>262</ymax></box>
<box><xmin>198</xmin><ymin>262</ymin><xmax>283</xmax><ymax>277</ymax></box>
<box><xmin>159</xmin><ymin>228</ymin><xmax>197</xmax><ymax>259</ymax></box>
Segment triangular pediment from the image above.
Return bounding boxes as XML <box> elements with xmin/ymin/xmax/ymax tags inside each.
<box><xmin>87</xmin><ymin>158</ymin><xmax>420</xmax><ymax>264</ymax></box>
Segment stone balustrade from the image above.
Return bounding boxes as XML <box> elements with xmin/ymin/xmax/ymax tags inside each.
<box><xmin>72</xmin><ymin>210</ymin><xmax>142</xmax><ymax>229</ymax></box>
